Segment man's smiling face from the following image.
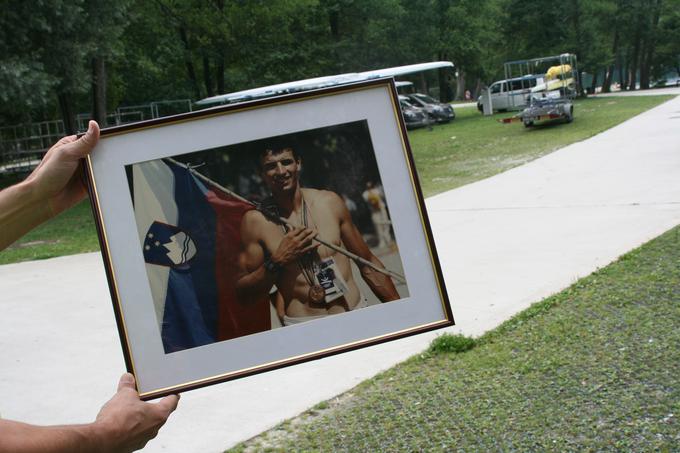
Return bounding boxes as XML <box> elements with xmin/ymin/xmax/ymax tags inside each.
<box><xmin>260</xmin><ymin>148</ymin><xmax>300</xmax><ymax>194</ymax></box>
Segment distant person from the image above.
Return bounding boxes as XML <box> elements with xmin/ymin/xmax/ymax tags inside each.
<box><xmin>362</xmin><ymin>181</ymin><xmax>392</xmax><ymax>249</ymax></box>
<box><xmin>464</xmin><ymin>89</ymin><xmax>472</xmax><ymax>101</ymax></box>
<box><xmin>0</xmin><ymin>121</ymin><xmax>179</xmax><ymax>452</ymax></box>
<box><xmin>341</xmin><ymin>193</ymin><xmax>357</xmax><ymax>215</ymax></box>
<box><xmin>236</xmin><ymin>145</ymin><xmax>400</xmax><ymax>326</ymax></box>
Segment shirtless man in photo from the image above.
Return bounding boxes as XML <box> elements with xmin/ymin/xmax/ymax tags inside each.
<box><xmin>236</xmin><ymin>146</ymin><xmax>400</xmax><ymax>325</ymax></box>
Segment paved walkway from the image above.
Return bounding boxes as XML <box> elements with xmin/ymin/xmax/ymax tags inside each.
<box><xmin>1</xmin><ymin>93</ymin><xmax>679</xmax><ymax>452</ymax></box>
<box><xmin>591</xmin><ymin>86</ymin><xmax>680</xmax><ymax>97</ymax></box>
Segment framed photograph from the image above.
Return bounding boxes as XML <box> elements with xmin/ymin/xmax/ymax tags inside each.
<box><xmin>86</xmin><ymin>79</ymin><xmax>453</xmax><ymax>399</ymax></box>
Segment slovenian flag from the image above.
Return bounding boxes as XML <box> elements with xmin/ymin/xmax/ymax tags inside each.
<box><xmin>132</xmin><ymin>159</ymin><xmax>269</xmax><ymax>353</ymax></box>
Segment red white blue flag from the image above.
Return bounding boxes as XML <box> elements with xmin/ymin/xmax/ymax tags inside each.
<box><xmin>132</xmin><ymin>159</ymin><xmax>269</xmax><ymax>353</ymax></box>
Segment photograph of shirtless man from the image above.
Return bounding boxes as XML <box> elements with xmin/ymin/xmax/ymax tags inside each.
<box><xmin>128</xmin><ymin>120</ymin><xmax>409</xmax><ymax>350</ymax></box>
<box><xmin>236</xmin><ymin>145</ymin><xmax>401</xmax><ymax>326</ymax></box>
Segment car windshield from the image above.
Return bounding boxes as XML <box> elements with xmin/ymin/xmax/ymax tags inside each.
<box><xmin>400</xmin><ymin>100</ymin><xmax>414</xmax><ymax>108</ymax></box>
<box><xmin>414</xmin><ymin>94</ymin><xmax>437</xmax><ymax>104</ymax></box>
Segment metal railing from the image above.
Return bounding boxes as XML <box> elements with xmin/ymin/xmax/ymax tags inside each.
<box><xmin>1</xmin><ymin>100</ymin><xmax>193</xmax><ymax>176</ymax></box>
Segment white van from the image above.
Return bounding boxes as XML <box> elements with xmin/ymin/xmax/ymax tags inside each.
<box><xmin>477</xmin><ymin>74</ymin><xmax>544</xmax><ymax>112</ymax></box>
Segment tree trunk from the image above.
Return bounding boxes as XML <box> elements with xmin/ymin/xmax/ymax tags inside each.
<box><xmin>602</xmin><ymin>68</ymin><xmax>612</xmax><ymax>93</ymax></box>
<box><xmin>216</xmin><ymin>54</ymin><xmax>225</xmax><ymax>94</ymax></box>
<box><xmin>617</xmin><ymin>49</ymin><xmax>625</xmax><ymax>91</ymax></box>
<box><xmin>629</xmin><ymin>46</ymin><xmax>639</xmax><ymax>90</ymax></box>
<box><xmin>179</xmin><ymin>26</ymin><xmax>201</xmax><ymax>99</ymax></box>
<box><xmin>214</xmin><ymin>0</ymin><xmax>226</xmax><ymax>94</ymax></box>
<box><xmin>623</xmin><ymin>47</ymin><xmax>631</xmax><ymax>90</ymax></box>
<box><xmin>628</xmin><ymin>6</ymin><xmax>645</xmax><ymax>91</ymax></box>
<box><xmin>571</xmin><ymin>0</ymin><xmax>583</xmax><ymax>70</ymax></box>
<box><xmin>455</xmin><ymin>70</ymin><xmax>466</xmax><ymax>101</ymax></box>
<box><xmin>58</xmin><ymin>92</ymin><xmax>77</xmax><ymax>135</ymax></box>
<box><xmin>203</xmin><ymin>55</ymin><xmax>214</xmax><ymax>98</ymax></box>
<box><xmin>474</xmin><ymin>78</ymin><xmax>483</xmax><ymax>99</ymax></box>
<box><xmin>603</xmin><ymin>23</ymin><xmax>620</xmax><ymax>93</ymax></box>
<box><xmin>640</xmin><ymin>0</ymin><xmax>662</xmax><ymax>89</ymax></box>
<box><xmin>329</xmin><ymin>9</ymin><xmax>340</xmax><ymax>39</ymax></box>
<box><xmin>419</xmin><ymin>73</ymin><xmax>428</xmax><ymax>93</ymax></box>
<box><xmin>437</xmin><ymin>51</ymin><xmax>450</xmax><ymax>102</ymax></box>
<box><xmin>91</xmin><ymin>57</ymin><xmax>107</xmax><ymax>126</ymax></box>
<box><xmin>590</xmin><ymin>71</ymin><xmax>599</xmax><ymax>94</ymax></box>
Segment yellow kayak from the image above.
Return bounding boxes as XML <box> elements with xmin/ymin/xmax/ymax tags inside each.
<box><xmin>531</xmin><ymin>77</ymin><xmax>575</xmax><ymax>93</ymax></box>
<box><xmin>545</xmin><ymin>64</ymin><xmax>572</xmax><ymax>80</ymax></box>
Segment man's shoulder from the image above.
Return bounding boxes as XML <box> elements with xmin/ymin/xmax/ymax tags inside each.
<box><xmin>302</xmin><ymin>188</ymin><xmax>342</xmax><ymax>205</ymax></box>
<box><xmin>240</xmin><ymin>208</ymin><xmax>281</xmax><ymax>242</ymax></box>
<box><xmin>241</xmin><ymin>209</ymin><xmax>269</xmax><ymax>229</ymax></box>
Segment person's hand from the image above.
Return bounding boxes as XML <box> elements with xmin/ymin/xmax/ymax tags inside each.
<box><xmin>23</xmin><ymin>120</ymin><xmax>100</xmax><ymax>217</ymax></box>
<box><xmin>271</xmin><ymin>226</ymin><xmax>319</xmax><ymax>266</ymax></box>
<box><xmin>92</xmin><ymin>373</ymin><xmax>179</xmax><ymax>453</ymax></box>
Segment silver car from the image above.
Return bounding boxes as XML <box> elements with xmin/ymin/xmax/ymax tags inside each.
<box><xmin>405</xmin><ymin>93</ymin><xmax>455</xmax><ymax>123</ymax></box>
<box><xmin>398</xmin><ymin>98</ymin><xmax>432</xmax><ymax>130</ymax></box>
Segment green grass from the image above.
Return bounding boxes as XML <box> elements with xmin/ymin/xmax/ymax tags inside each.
<box><xmin>230</xmin><ymin>225</ymin><xmax>680</xmax><ymax>452</ymax></box>
<box><xmin>0</xmin><ymin>95</ymin><xmax>672</xmax><ymax>264</ymax></box>
<box><xmin>411</xmin><ymin>96</ymin><xmax>673</xmax><ymax>197</ymax></box>
<box><xmin>427</xmin><ymin>333</ymin><xmax>476</xmax><ymax>354</ymax></box>
<box><xmin>0</xmin><ymin>200</ymin><xmax>99</xmax><ymax>265</ymax></box>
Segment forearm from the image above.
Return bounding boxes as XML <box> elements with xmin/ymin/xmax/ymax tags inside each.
<box><xmin>360</xmin><ymin>256</ymin><xmax>400</xmax><ymax>302</ymax></box>
<box><xmin>0</xmin><ymin>419</ymin><xmax>102</xmax><ymax>453</ymax></box>
<box><xmin>0</xmin><ymin>180</ymin><xmax>52</xmax><ymax>251</ymax></box>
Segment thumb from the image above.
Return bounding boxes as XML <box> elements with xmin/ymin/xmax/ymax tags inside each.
<box><xmin>155</xmin><ymin>394</ymin><xmax>180</xmax><ymax>417</ymax></box>
<box><xmin>117</xmin><ymin>373</ymin><xmax>136</xmax><ymax>392</ymax></box>
<box><xmin>65</xmin><ymin>121</ymin><xmax>100</xmax><ymax>159</ymax></box>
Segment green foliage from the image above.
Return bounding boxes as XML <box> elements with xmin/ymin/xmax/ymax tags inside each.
<box><xmin>655</xmin><ymin>3</ymin><xmax>680</xmax><ymax>76</ymax></box>
<box><xmin>2</xmin><ymin>0</ymin><xmax>678</xmax><ymax>124</ymax></box>
<box><xmin>0</xmin><ymin>59</ymin><xmax>56</xmax><ymax>113</ymax></box>
<box><xmin>0</xmin><ymin>0</ymin><xmax>132</xmax><ymax>125</ymax></box>
<box><xmin>428</xmin><ymin>333</ymin><xmax>476</xmax><ymax>354</ymax></box>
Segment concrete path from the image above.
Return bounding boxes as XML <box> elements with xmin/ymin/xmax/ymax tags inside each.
<box><xmin>591</xmin><ymin>86</ymin><xmax>680</xmax><ymax>97</ymax></box>
<box><xmin>1</xmin><ymin>94</ymin><xmax>679</xmax><ymax>452</ymax></box>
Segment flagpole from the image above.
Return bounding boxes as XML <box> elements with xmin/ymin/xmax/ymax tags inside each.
<box><xmin>165</xmin><ymin>157</ymin><xmax>406</xmax><ymax>284</ymax></box>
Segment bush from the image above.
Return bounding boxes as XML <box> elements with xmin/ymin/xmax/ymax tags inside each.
<box><xmin>428</xmin><ymin>333</ymin><xmax>476</xmax><ymax>354</ymax></box>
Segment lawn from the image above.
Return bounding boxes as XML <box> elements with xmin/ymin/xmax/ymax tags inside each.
<box><xmin>231</xmin><ymin>225</ymin><xmax>680</xmax><ymax>452</ymax></box>
<box><xmin>0</xmin><ymin>95</ymin><xmax>673</xmax><ymax>264</ymax></box>
<box><xmin>411</xmin><ymin>95</ymin><xmax>674</xmax><ymax>197</ymax></box>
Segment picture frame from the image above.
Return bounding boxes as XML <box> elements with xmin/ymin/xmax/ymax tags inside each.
<box><xmin>85</xmin><ymin>78</ymin><xmax>453</xmax><ymax>399</ymax></box>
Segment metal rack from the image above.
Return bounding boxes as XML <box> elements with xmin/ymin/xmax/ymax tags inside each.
<box><xmin>503</xmin><ymin>53</ymin><xmax>579</xmax><ymax>110</ymax></box>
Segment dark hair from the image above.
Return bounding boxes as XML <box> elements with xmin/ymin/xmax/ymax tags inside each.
<box><xmin>259</xmin><ymin>146</ymin><xmax>299</xmax><ymax>161</ymax></box>
<box><xmin>257</xmin><ymin>142</ymin><xmax>300</xmax><ymax>171</ymax></box>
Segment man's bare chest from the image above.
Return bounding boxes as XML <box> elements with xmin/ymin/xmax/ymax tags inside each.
<box><xmin>262</xmin><ymin>206</ymin><xmax>341</xmax><ymax>259</ymax></box>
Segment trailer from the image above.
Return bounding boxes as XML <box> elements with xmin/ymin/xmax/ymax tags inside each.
<box><xmin>498</xmin><ymin>53</ymin><xmax>578</xmax><ymax>127</ymax></box>
<box><xmin>500</xmin><ymin>91</ymin><xmax>574</xmax><ymax>127</ymax></box>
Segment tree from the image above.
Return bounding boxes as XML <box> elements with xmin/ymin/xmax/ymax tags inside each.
<box><xmin>0</xmin><ymin>1</ymin><xmax>132</xmax><ymax>131</ymax></box>
<box><xmin>82</xmin><ymin>1</ymin><xmax>132</xmax><ymax>125</ymax></box>
<box><xmin>654</xmin><ymin>2</ymin><xmax>680</xmax><ymax>79</ymax></box>
<box><xmin>0</xmin><ymin>1</ymin><xmax>86</xmax><ymax>129</ymax></box>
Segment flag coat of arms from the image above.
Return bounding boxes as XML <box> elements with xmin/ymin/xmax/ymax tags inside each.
<box><xmin>132</xmin><ymin>159</ymin><xmax>268</xmax><ymax>353</ymax></box>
